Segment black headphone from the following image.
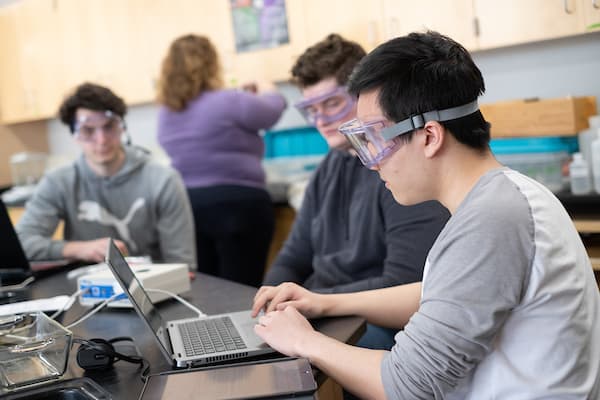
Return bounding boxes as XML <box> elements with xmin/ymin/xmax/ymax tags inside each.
<box><xmin>74</xmin><ymin>337</ymin><xmax>145</xmax><ymax>371</ymax></box>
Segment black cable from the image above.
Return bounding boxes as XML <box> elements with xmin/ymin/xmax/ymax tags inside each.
<box><xmin>73</xmin><ymin>336</ymin><xmax>151</xmax><ymax>379</ymax></box>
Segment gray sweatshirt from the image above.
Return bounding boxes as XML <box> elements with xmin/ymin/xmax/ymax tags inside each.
<box><xmin>382</xmin><ymin>168</ymin><xmax>600</xmax><ymax>399</ymax></box>
<box><xmin>16</xmin><ymin>146</ymin><xmax>196</xmax><ymax>269</ymax></box>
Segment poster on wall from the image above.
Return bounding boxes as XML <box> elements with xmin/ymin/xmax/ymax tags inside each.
<box><xmin>230</xmin><ymin>0</ymin><xmax>289</xmax><ymax>53</ymax></box>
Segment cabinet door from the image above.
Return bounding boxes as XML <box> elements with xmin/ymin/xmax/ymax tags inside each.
<box><xmin>224</xmin><ymin>0</ymin><xmax>308</xmax><ymax>85</ymax></box>
<box><xmin>0</xmin><ymin>0</ymin><xmax>62</xmax><ymax>123</ymax></box>
<box><xmin>300</xmin><ymin>0</ymin><xmax>384</xmax><ymax>53</ymax></box>
<box><xmin>580</xmin><ymin>0</ymin><xmax>600</xmax><ymax>30</ymax></box>
<box><xmin>475</xmin><ymin>0</ymin><xmax>585</xmax><ymax>49</ymax></box>
<box><xmin>382</xmin><ymin>0</ymin><xmax>478</xmax><ymax>50</ymax></box>
<box><xmin>0</xmin><ymin>5</ymin><xmax>27</xmax><ymax>123</ymax></box>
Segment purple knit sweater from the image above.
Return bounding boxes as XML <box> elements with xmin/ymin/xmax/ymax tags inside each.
<box><xmin>157</xmin><ymin>89</ymin><xmax>286</xmax><ymax>189</ymax></box>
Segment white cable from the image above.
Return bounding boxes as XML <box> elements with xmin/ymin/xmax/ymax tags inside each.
<box><xmin>64</xmin><ymin>288</ymin><xmax>205</xmax><ymax>330</ymax></box>
<box><xmin>65</xmin><ymin>292</ymin><xmax>123</xmax><ymax>330</ymax></box>
<box><xmin>0</xmin><ymin>276</ymin><xmax>35</xmax><ymax>292</ymax></box>
<box><xmin>49</xmin><ymin>287</ymin><xmax>90</xmax><ymax>320</ymax></box>
<box><xmin>145</xmin><ymin>288</ymin><xmax>206</xmax><ymax>318</ymax></box>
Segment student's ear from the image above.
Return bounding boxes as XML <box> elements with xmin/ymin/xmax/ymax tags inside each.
<box><xmin>422</xmin><ymin>121</ymin><xmax>445</xmax><ymax>158</ymax></box>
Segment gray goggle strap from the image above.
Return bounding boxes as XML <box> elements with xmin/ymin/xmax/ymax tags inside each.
<box><xmin>380</xmin><ymin>100</ymin><xmax>479</xmax><ymax>141</ymax></box>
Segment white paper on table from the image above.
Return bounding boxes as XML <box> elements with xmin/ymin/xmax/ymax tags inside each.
<box><xmin>0</xmin><ymin>295</ymin><xmax>73</xmax><ymax>316</ymax></box>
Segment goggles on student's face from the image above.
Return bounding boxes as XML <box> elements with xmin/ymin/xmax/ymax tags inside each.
<box><xmin>339</xmin><ymin>100</ymin><xmax>480</xmax><ymax>168</ymax></box>
<box><xmin>73</xmin><ymin>111</ymin><xmax>125</xmax><ymax>142</ymax></box>
<box><xmin>294</xmin><ymin>87</ymin><xmax>355</xmax><ymax>125</ymax></box>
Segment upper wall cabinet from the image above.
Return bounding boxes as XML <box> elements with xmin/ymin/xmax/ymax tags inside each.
<box><xmin>0</xmin><ymin>0</ymin><xmax>62</xmax><ymax>123</ymax></box>
<box><xmin>299</xmin><ymin>0</ymin><xmax>384</xmax><ymax>53</ymax></box>
<box><xmin>218</xmin><ymin>0</ymin><xmax>308</xmax><ymax>85</ymax></box>
<box><xmin>381</xmin><ymin>0</ymin><xmax>478</xmax><ymax>50</ymax></box>
<box><xmin>581</xmin><ymin>0</ymin><xmax>600</xmax><ymax>30</ymax></box>
<box><xmin>474</xmin><ymin>0</ymin><xmax>586</xmax><ymax>49</ymax></box>
<box><xmin>1</xmin><ymin>0</ymin><xmax>599</xmax><ymax>124</ymax></box>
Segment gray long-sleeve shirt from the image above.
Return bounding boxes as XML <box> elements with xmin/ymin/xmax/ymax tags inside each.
<box><xmin>264</xmin><ymin>150</ymin><xmax>450</xmax><ymax>293</ymax></box>
<box><xmin>16</xmin><ymin>146</ymin><xmax>196</xmax><ymax>269</ymax></box>
<box><xmin>382</xmin><ymin>168</ymin><xmax>600</xmax><ymax>399</ymax></box>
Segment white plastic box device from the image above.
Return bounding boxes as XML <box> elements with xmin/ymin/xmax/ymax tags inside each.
<box><xmin>77</xmin><ymin>263</ymin><xmax>190</xmax><ymax>307</ymax></box>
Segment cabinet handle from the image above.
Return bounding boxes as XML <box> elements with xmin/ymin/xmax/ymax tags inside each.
<box><xmin>563</xmin><ymin>0</ymin><xmax>574</xmax><ymax>14</ymax></box>
<box><xmin>594</xmin><ymin>0</ymin><xmax>599</xmax><ymax>9</ymax></box>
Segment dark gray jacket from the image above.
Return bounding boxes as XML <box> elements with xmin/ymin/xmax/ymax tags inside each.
<box><xmin>264</xmin><ymin>150</ymin><xmax>449</xmax><ymax>293</ymax></box>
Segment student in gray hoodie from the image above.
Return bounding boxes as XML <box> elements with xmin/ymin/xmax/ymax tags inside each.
<box><xmin>16</xmin><ymin>83</ymin><xmax>196</xmax><ymax>269</ymax></box>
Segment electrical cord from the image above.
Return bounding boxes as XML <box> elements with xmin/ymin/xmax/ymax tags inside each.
<box><xmin>49</xmin><ymin>287</ymin><xmax>90</xmax><ymax>319</ymax></box>
<box><xmin>65</xmin><ymin>292</ymin><xmax>124</xmax><ymax>329</ymax></box>
<box><xmin>64</xmin><ymin>287</ymin><xmax>206</xmax><ymax>329</ymax></box>
<box><xmin>145</xmin><ymin>288</ymin><xmax>207</xmax><ymax>318</ymax></box>
<box><xmin>0</xmin><ymin>276</ymin><xmax>35</xmax><ymax>292</ymax></box>
<box><xmin>73</xmin><ymin>336</ymin><xmax>151</xmax><ymax>380</ymax></box>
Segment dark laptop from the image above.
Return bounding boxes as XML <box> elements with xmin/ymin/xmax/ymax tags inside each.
<box><xmin>0</xmin><ymin>198</ymin><xmax>70</xmax><ymax>286</ymax></box>
<box><xmin>105</xmin><ymin>239</ymin><xmax>276</xmax><ymax>368</ymax></box>
<box><xmin>0</xmin><ymin>199</ymin><xmax>33</xmax><ymax>286</ymax></box>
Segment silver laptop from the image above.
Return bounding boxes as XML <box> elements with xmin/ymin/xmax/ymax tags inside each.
<box><xmin>104</xmin><ymin>239</ymin><xmax>275</xmax><ymax>368</ymax></box>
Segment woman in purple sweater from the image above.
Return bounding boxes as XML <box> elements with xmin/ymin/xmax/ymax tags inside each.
<box><xmin>157</xmin><ymin>34</ymin><xmax>286</xmax><ymax>287</ymax></box>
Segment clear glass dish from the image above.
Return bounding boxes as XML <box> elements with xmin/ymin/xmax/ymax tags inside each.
<box><xmin>0</xmin><ymin>311</ymin><xmax>72</xmax><ymax>391</ymax></box>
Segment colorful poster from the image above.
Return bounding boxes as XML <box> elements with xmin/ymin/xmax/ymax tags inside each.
<box><xmin>230</xmin><ymin>0</ymin><xmax>289</xmax><ymax>53</ymax></box>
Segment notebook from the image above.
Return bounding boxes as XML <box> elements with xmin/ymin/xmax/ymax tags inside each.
<box><xmin>0</xmin><ymin>199</ymin><xmax>70</xmax><ymax>286</ymax></box>
<box><xmin>104</xmin><ymin>238</ymin><xmax>275</xmax><ymax>368</ymax></box>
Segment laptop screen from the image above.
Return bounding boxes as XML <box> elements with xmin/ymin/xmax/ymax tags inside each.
<box><xmin>105</xmin><ymin>239</ymin><xmax>173</xmax><ymax>362</ymax></box>
<box><xmin>0</xmin><ymin>199</ymin><xmax>32</xmax><ymax>284</ymax></box>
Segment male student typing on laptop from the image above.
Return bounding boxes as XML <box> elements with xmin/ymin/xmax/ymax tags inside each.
<box><xmin>16</xmin><ymin>83</ymin><xmax>196</xmax><ymax>269</ymax></box>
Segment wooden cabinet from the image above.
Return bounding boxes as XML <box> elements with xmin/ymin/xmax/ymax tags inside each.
<box><xmin>381</xmin><ymin>0</ymin><xmax>478</xmax><ymax>50</ymax></box>
<box><xmin>581</xmin><ymin>0</ymin><xmax>600</xmax><ymax>30</ymax></box>
<box><xmin>1</xmin><ymin>0</ymin><xmax>599</xmax><ymax>124</ymax></box>
<box><xmin>474</xmin><ymin>0</ymin><xmax>585</xmax><ymax>49</ymax></box>
<box><xmin>221</xmin><ymin>0</ymin><xmax>308</xmax><ymax>85</ymax></box>
<box><xmin>0</xmin><ymin>0</ymin><xmax>62</xmax><ymax>123</ymax></box>
<box><xmin>299</xmin><ymin>0</ymin><xmax>383</xmax><ymax>53</ymax></box>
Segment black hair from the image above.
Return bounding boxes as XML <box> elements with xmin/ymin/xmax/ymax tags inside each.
<box><xmin>58</xmin><ymin>82</ymin><xmax>127</xmax><ymax>133</ymax></box>
<box><xmin>347</xmin><ymin>31</ymin><xmax>490</xmax><ymax>150</ymax></box>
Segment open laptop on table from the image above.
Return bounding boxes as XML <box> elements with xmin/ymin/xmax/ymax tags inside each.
<box><xmin>0</xmin><ymin>199</ymin><xmax>69</xmax><ymax>287</ymax></box>
<box><xmin>104</xmin><ymin>238</ymin><xmax>275</xmax><ymax>368</ymax></box>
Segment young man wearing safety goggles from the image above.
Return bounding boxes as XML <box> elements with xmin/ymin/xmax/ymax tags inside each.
<box><xmin>252</xmin><ymin>32</ymin><xmax>600</xmax><ymax>399</ymax></box>
<box><xmin>16</xmin><ymin>83</ymin><xmax>196</xmax><ymax>270</ymax></box>
<box><xmin>262</xmin><ymin>34</ymin><xmax>449</xmax><ymax>350</ymax></box>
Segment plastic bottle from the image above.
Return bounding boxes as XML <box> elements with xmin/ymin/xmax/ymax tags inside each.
<box><xmin>569</xmin><ymin>152</ymin><xmax>592</xmax><ymax>195</ymax></box>
<box><xmin>579</xmin><ymin>115</ymin><xmax>600</xmax><ymax>181</ymax></box>
<box><xmin>591</xmin><ymin>129</ymin><xmax>600</xmax><ymax>194</ymax></box>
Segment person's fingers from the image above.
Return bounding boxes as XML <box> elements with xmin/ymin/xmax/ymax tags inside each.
<box><xmin>253</xmin><ymin>285</ymin><xmax>273</xmax><ymax>303</ymax></box>
<box><xmin>252</xmin><ymin>287</ymin><xmax>275</xmax><ymax>317</ymax></box>
<box><xmin>266</xmin><ymin>286</ymin><xmax>295</xmax><ymax>313</ymax></box>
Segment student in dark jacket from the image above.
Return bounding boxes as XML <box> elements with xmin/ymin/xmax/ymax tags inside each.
<box><xmin>262</xmin><ymin>34</ymin><xmax>450</xmax><ymax>349</ymax></box>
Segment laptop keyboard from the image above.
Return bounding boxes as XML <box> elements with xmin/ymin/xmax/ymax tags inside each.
<box><xmin>179</xmin><ymin>316</ymin><xmax>247</xmax><ymax>357</ymax></box>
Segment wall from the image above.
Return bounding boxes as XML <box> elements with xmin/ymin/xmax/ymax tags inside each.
<box><xmin>40</xmin><ymin>31</ymin><xmax>600</xmax><ymax>165</ymax></box>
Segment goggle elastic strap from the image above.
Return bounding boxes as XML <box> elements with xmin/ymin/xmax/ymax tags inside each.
<box><xmin>380</xmin><ymin>100</ymin><xmax>479</xmax><ymax>141</ymax></box>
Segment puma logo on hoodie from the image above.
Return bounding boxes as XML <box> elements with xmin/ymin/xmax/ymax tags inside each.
<box><xmin>77</xmin><ymin>198</ymin><xmax>146</xmax><ymax>251</ymax></box>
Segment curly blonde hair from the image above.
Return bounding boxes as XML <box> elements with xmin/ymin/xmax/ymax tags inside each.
<box><xmin>157</xmin><ymin>34</ymin><xmax>224</xmax><ymax>111</ymax></box>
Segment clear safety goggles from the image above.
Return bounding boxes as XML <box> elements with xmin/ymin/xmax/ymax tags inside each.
<box><xmin>73</xmin><ymin>110</ymin><xmax>125</xmax><ymax>142</ymax></box>
<box><xmin>339</xmin><ymin>100</ymin><xmax>480</xmax><ymax>168</ymax></box>
<box><xmin>294</xmin><ymin>86</ymin><xmax>355</xmax><ymax>125</ymax></box>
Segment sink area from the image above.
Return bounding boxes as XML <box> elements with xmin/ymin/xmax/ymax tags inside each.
<box><xmin>1</xmin><ymin>378</ymin><xmax>111</xmax><ymax>399</ymax></box>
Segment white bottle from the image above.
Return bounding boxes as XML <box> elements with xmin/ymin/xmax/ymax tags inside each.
<box><xmin>569</xmin><ymin>152</ymin><xmax>592</xmax><ymax>195</ymax></box>
<box><xmin>579</xmin><ymin>115</ymin><xmax>600</xmax><ymax>180</ymax></box>
<box><xmin>591</xmin><ymin>130</ymin><xmax>600</xmax><ymax>194</ymax></box>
